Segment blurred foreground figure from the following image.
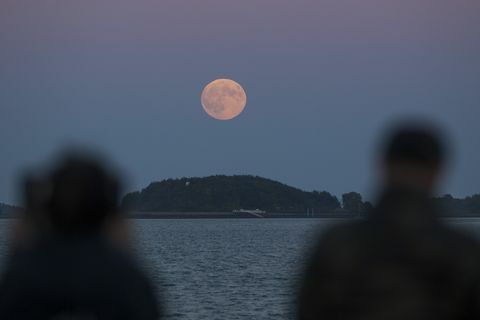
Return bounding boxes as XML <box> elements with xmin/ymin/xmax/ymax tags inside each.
<box><xmin>298</xmin><ymin>124</ymin><xmax>480</xmax><ymax>320</ymax></box>
<box><xmin>0</xmin><ymin>152</ymin><xmax>160</xmax><ymax>320</ymax></box>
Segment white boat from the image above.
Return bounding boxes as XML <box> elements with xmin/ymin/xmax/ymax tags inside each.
<box><xmin>232</xmin><ymin>208</ymin><xmax>266</xmax><ymax>214</ymax></box>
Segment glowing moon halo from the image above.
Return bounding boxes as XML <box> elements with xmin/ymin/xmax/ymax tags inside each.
<box><xmin>201</xmin><ymin>79</ymin><xmax>247</xmax><ymax>120</ymax></box>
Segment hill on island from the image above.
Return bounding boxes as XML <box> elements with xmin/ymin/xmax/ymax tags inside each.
<box><xmin>122</xmin><ymin>175</ymin><xmax>341</xmax><ymax>213</ymax></box>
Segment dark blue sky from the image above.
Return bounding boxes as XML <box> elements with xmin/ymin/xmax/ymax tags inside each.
<box><xmin>1</xmin><ymin>0</ymin><xmax>479</xmax><ymax>203</ymax></box>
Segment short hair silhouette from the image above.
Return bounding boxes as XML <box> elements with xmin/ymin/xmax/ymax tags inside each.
<box><xmin>46</xmin><ymin>153</ymin><xmax>121</xmax><ymax>232</ymax></box>
<box><xmin>382</xmin><ymin>125</ymin><xmax>445</xmax><ymax>168</ymax></box>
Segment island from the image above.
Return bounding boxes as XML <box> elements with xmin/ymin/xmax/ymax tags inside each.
<box><xmin>122</xmin><ymin>175</ymin><xmax>480</xmax><ymax>218</ymax></box>
<box><xmin>122</xmin><ymin>175</ymin><xmax>370</xmax><ymax>218</ymax></box>
<box><xmin>1</xmin><ymin>175</ymin><xmax>479</xmax><ymax>219</ymax></box>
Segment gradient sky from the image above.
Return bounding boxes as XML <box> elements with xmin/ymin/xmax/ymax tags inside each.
<box><xmin>1</xmin><ymin>0</ymin><xmax>479</xmax><ymax>203</ymax></box>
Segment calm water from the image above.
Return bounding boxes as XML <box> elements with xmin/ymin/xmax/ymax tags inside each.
<box><xmin>1</xmin><ymin>218</ymin><xmax>480</xmax><ymax>320</ymax></box>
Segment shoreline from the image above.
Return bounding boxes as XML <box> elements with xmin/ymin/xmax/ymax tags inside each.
<box><xmin>2</xmin><ymin>212</ymin><xmax>480</xmax><ymax>219</ymax></box>
<box><xmin>126</xmin><ymin>212</ymin><xmax>356</xmax><ymax>219</ymax></box>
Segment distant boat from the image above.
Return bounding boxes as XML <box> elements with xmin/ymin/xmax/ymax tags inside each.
<box><xmin>232</xmin><ymin>208</ymin><xmax>266</xmax><ymax>214</ymax></box>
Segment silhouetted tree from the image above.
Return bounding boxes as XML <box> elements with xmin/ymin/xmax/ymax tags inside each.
<box><xmin>342</xmin><ymin>192</ymin><xmax>363</xmax><ymax>214</ymax></box>
<box><xmin>361</xmin><ymin>201</ymin><xmax>374</xmax><ymax>213</ymax></box>
<box><xmin>466</xmin><ymin>194</ymin><xmax>480</xmax><ymax>213</ymax></box>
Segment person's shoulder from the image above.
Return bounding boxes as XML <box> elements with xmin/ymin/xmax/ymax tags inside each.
<box><xmin>307</xmin><ymin>220</ymin><xmax>370</xmax><ymax>262</ymax></box>
<box><xmin>317</xmin><ymin>219</ymin><xmax>370</xmax><ymax>247</ymax></box>
<box><xmin>97</xmin><ymin>244</ymin><xmax>161</xmax><ymax>318</ymax></box>
<box><xmin>90</xmin><ymin>240</ymin><xmax>152</xmax><ymax>281</ymax></box>
<box><xmin>434</xmin><ymin>222</ymin><xmax>480</xmax><ymax>258</ymax></box>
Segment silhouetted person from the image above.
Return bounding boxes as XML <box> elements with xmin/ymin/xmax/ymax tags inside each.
<box><xmin>0</xmin><ymin>152</ymin><xmax>160</xmax><ymax>320</ymax></box>
<box><xmin>298</xmin><ymin>124</ymin><xmax>480</xmax><ymax>320</ymax></box>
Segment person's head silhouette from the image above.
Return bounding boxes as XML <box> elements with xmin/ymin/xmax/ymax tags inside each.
<box><xmin>381</xmin><ymin>124</ymin><xmax>446</xmax><ymax>195</ymax></box>
<box><xmin>45</xmin><ymin>153</ymin><xmax>121</xmax><ymax>233</ymax></box>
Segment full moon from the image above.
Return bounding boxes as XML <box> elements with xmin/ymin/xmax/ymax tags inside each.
<box><xmin>201</xmin><ymin>79</ymin><xmax>247</xmax><ymax>120</ymax></box>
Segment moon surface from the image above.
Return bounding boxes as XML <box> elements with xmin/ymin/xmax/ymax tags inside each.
<box><xmin>201</xmin><ymin>79</ymin><xmax>247</xmax><ymax>120</ymax></box>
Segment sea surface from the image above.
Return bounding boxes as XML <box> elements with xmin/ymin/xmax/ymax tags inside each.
<box><xmin>1</xmin><ymin>218</ymin><xmax>480</xmax><ymax>320</ymax></box>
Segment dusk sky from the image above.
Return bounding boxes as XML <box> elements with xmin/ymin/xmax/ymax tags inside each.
<box><xmin>1</xmin><ymin>0</ymin><xmax>479</xmax><ymax>203</ymax></box>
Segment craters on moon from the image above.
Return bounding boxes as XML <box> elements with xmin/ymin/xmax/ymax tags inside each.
<box><xmin>201</xmin><ymin>79</ymin><xmax>247</xmax><ymax>120</ymax></box>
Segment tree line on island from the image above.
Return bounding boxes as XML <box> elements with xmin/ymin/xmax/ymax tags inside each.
<box><xmin>121</xmin><ymin>175</ymin><xmax>480</xmax><ymax>216</ymax></box>
<box><xmin>1</xmin><ymin>175</ymin><xmax>479</xmax><ymax>217</ymax></box>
